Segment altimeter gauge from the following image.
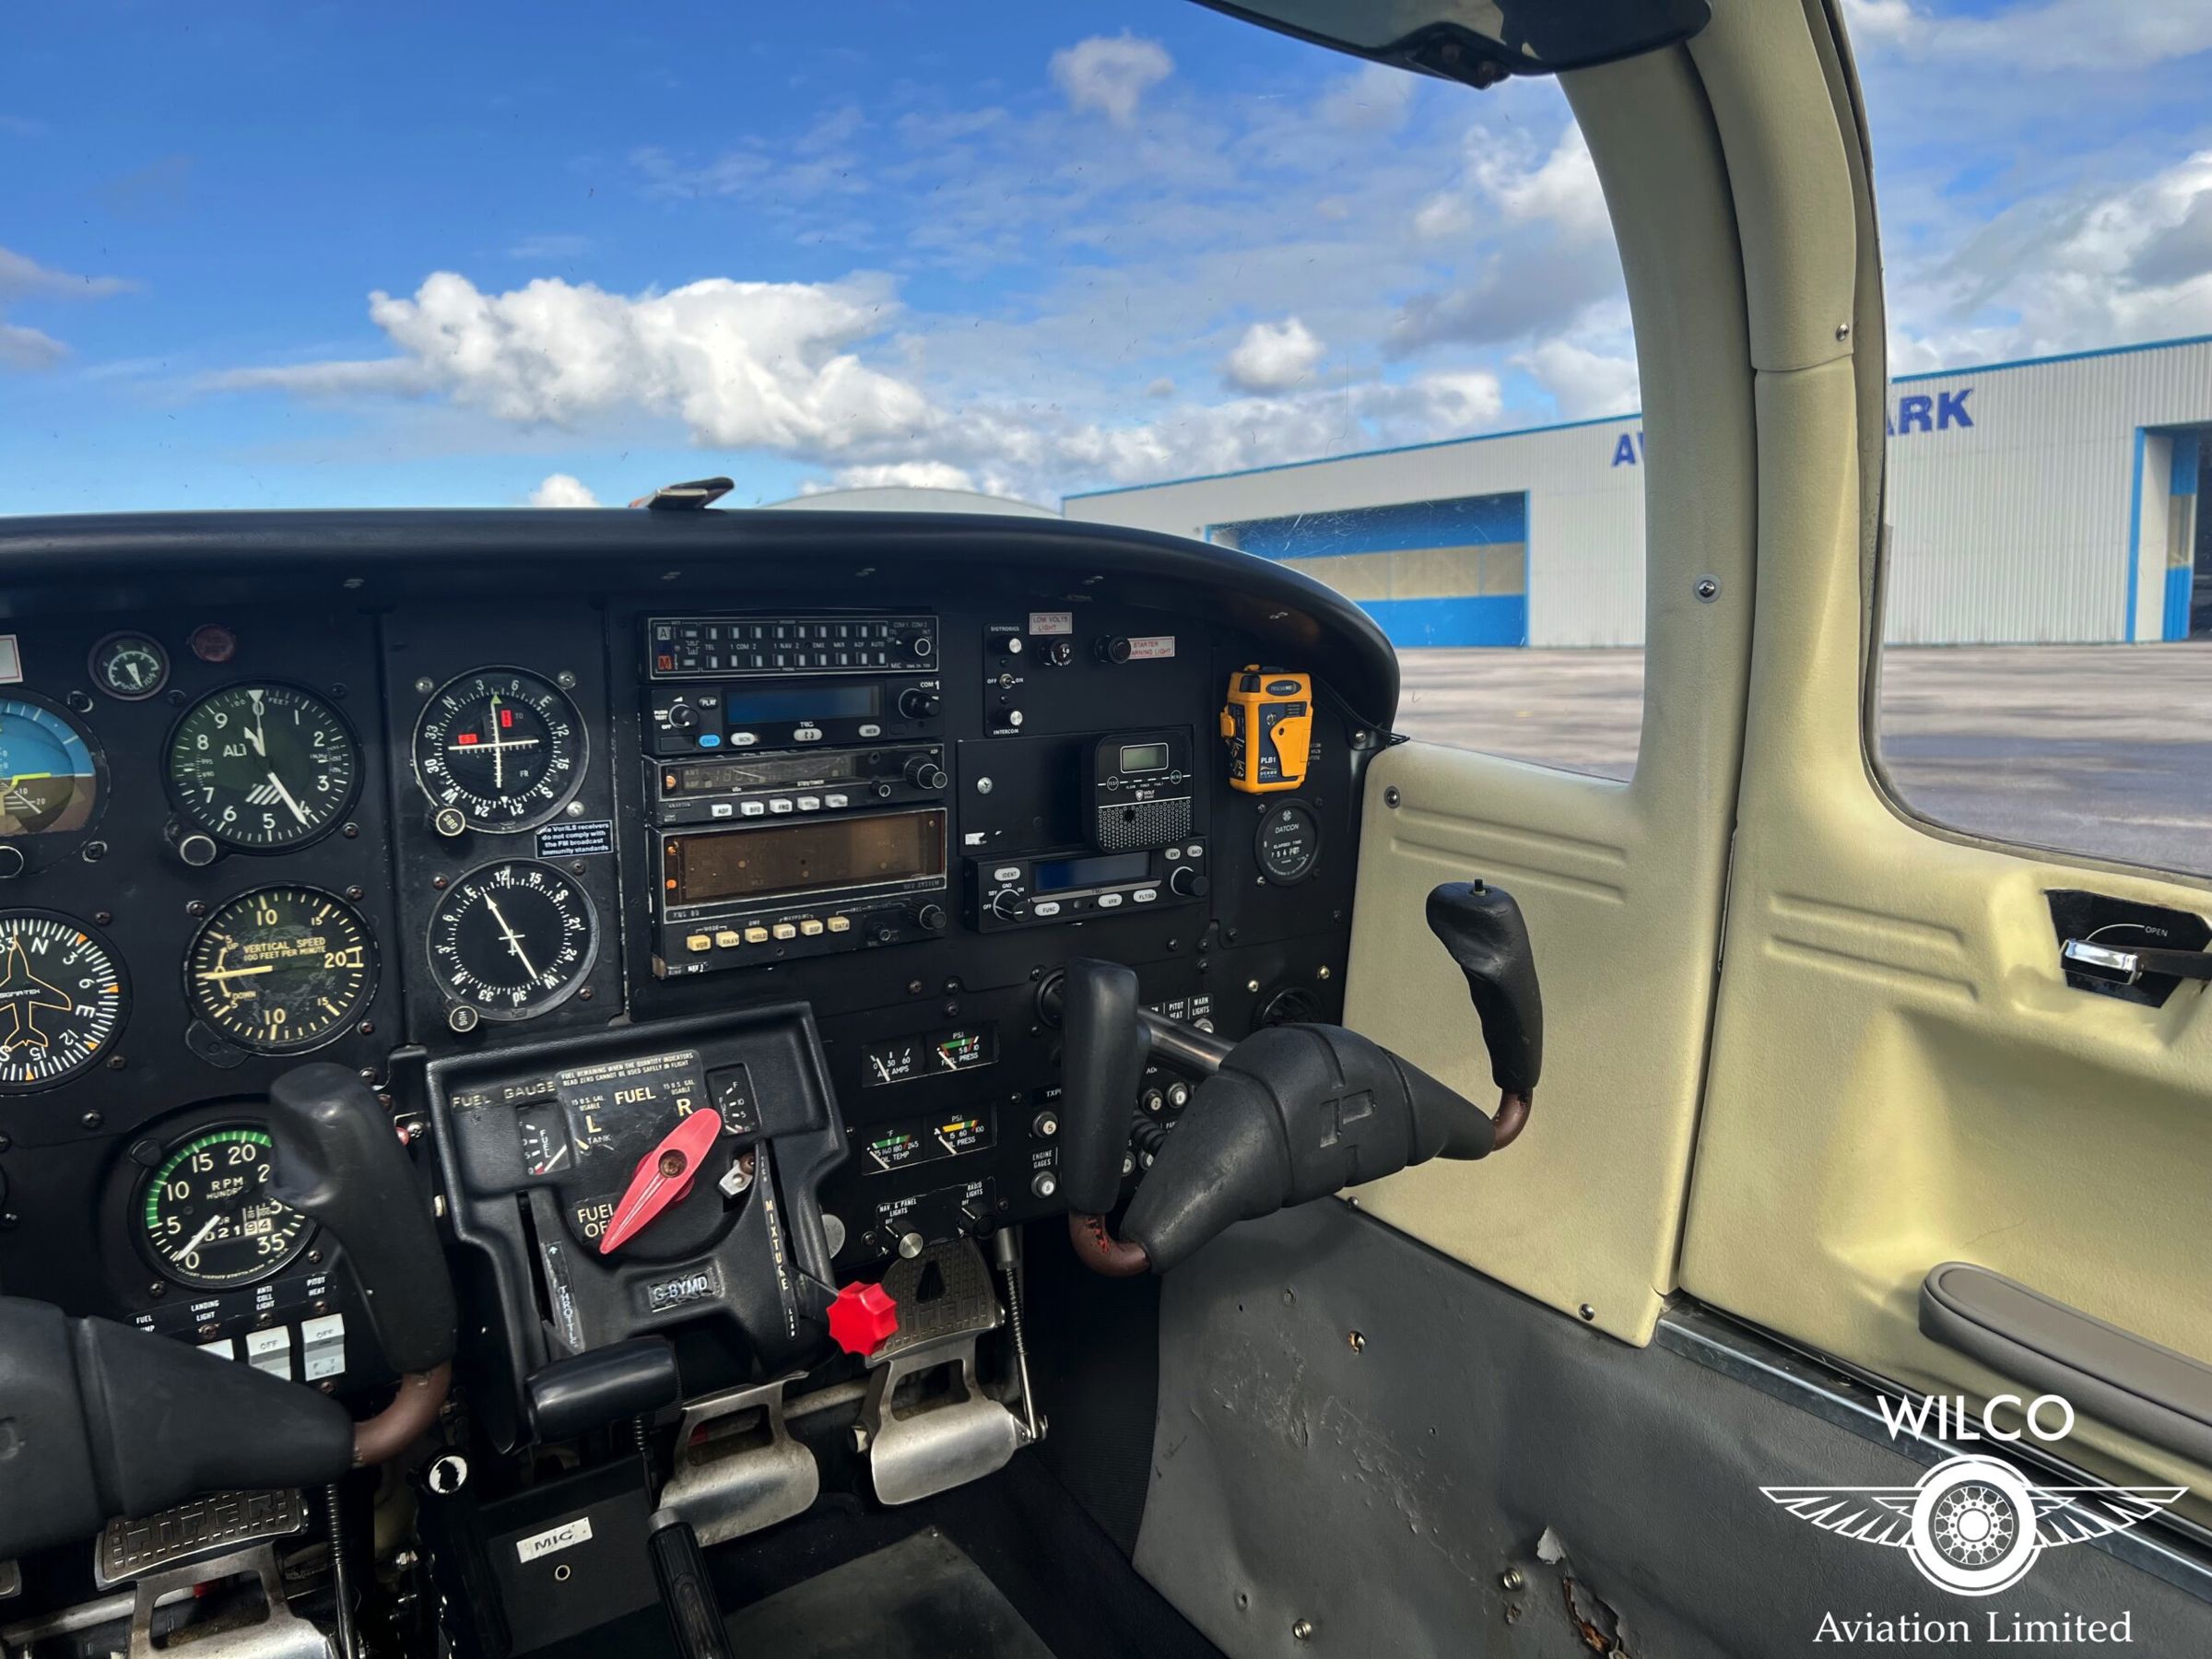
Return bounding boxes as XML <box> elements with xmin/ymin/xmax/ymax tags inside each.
<box><xmin>413</xmin><ymin>667</ymin><xmax>586</xmax><ymax>832</ymax></box>
<box><xmin>186</xmin><ymin>886</ymin><xmax>376</xmax><ymax>1053</ymax></box>
<box><xmin>167</xmin><ymin>684</ymin><xmax>359</xmax><ymax>851</ymax></box>
<box><xmin>427</xmin><ymin>860</ymin><xmax>596</xmax><ymax>1021</ymax></box>
<box><xmin>0</xmin><ymin>911</ymin><xmax>127</xmax><ymax>1091</ymax></box>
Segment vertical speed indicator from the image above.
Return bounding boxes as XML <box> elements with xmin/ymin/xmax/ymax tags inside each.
<box><xmin>412</xmin><ymin>668</ymin><xmax>585</xmax><ymax>832</ymax></box>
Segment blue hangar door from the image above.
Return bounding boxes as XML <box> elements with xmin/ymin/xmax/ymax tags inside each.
<box><xmin>1210</xmin><ymin>493</ymin><xmax>1530</xmax><ymax>646</ymax></box>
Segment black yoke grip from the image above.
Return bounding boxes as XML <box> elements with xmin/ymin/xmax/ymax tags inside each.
<box><xmin>1056</xmin><ymin>959</ymin><xmax>1153</xmax><ymax>1216</ymax></box>
<box><xmin>265</xmin><ymin>1062</ymin><xmax>459</xmax><ymax>1375</ymax></box>
<box><xmin>1425</xmin><ymin>881</ymin><xmax>1543</xmax><ymax>1098</ymax></box>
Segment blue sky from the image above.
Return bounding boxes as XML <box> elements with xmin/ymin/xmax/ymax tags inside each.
<box><xmin>3</xmin><ymin>0</ymin><xmax>2208</xmax><ymax>513</ymax></box>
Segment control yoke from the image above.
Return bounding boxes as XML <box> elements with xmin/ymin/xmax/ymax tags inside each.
<box><xmin>0</xmin><ymin>1065</ymin><xmax>460</xmax><ymax>1561</ymax></box>
<box><xmin>1061</xmin><ymin>880</ymin><xmax>1541</xmax><ymax>1276</ymax></box>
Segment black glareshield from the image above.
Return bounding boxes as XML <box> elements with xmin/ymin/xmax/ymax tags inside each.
<box><xmin>0</xmin><ymin>1297</ymin><xmax>353</xmax><ymax>1561</ymax></box>
<box><xmin>1425</xmin><ymin>880</ymin><xmax>1543</xmax><ymax>1098</ymax></box>
<box><xmin>1056</xmin><ymin>959</ymin><xmax>1155</xmax><ymax>1215</ymax></box>
<box><xmin>266</xmin><ymin>1061</ymin><xmax>459</xmax><ymax>1375</ymax></box>
<box><xmin>1120</xmin><ymin>1024</ymin><xmax>1494</xmax><ymax>1273</ymax></box>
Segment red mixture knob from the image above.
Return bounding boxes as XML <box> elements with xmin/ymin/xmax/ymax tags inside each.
<box><xmin>828</xmin><ymin>1281</ymin><xmax>899</xmax><ymax>1356</ymax></box>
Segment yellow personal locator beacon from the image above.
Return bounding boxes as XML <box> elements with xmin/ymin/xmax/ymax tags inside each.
<box><xmin>1220</xmin><ymin>665</ymin><xmax>1313</xmax><ymax>794</ymax></box>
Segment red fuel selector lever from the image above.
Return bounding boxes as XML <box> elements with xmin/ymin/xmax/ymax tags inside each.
<box><xmin>597</xmin><ymin>1108</ymin><xmax>724</xmax><ymax>1255</ymax></box>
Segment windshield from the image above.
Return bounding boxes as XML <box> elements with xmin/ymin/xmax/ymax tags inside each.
<box><xmin>2</xmin><ymin>4</ymin><xmax>1638</xmax><ymax>514</ymax></box>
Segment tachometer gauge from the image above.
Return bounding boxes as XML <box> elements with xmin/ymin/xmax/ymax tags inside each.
<box><xmin>138</xmin><ymin>1125</ymin><xmax>312</xmax><ymax>1288</ymax></box>
<box><xmin>412</xmin><ymin>667</ymin><xmax>585</xmax><ymax>832</ymax></box>
<box><xmin>0</xmin><ymin>695</ymin><xmax>104</xmax><ymax>840</ymax></box>
<box><xmin>167</xmin><ymin>683</ymin><xmax>359</xmax><ymax>851</ymax></box>
<box><xmin>427</xmin><ymin>860</ymin><xmax>595</xmax><ymax>1021</ymax></box>
<box><xmin>89</xmin><ymin>632</ymin><xmax>170</xmax><ymax>701</ymax></box>
<box><xmin>0</xmin><ymin>912</ymin><xmax>127</xmax><ymax>1091</ymax></box>
<box><xmin>186</xmin><ymin>887</ymin><xmax>376</xmax><ymax>1053</ymax></box>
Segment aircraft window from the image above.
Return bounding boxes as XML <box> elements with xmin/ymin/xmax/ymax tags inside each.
<box><xmin>1857</xmin><ymin>21</ymin><xmax>2212</xmax><ymax>879</ymax></box>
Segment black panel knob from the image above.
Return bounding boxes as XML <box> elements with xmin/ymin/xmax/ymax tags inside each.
<box><xmin>898</xmin><ymin>688</ymin><xmax>941</xmax><ymax>720</ymax></box>
<box><xmin>912</xmin><ymin>902</ymin><xmax>949</xmax><ymax>934</ymax></box>
<box><xmin>904</xmin><ymin>758</ymin><xmax>948</xmax><ymax>792</ymax></box>
<box><xmin>989</xmin><ymin>889</ymin><xmax>1029</xmax><ymax>923</ymax></box>
<box><xmin>665</xmin><ymin>702</ymin><xmax>700</xmax><ymax>733</ymax></box>
<box><xmin>1095</xmin><ymin>636</ymin><xmax>1133</xmax><ymax>665</ymax></box>
<box><xmin>1168</xmin><ymin>866</ymin><xmax>1210</xmax><ymax>899</ymax></box>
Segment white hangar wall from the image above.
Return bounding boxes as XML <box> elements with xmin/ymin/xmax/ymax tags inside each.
<box><xmin>1064</xmin><ymin>336</ymin><xmax>2212</xmax><ymax>649</ymax></box>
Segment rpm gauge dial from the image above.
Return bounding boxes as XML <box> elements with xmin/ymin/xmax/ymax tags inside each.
<box><xmin>186</xmin><ymin>887</ymin><xmax>376</xmax><ymax>1053</ymax></box>
<box><xmin>427</xmin><ymin>860</ymin><xmax>596</xmax><ymax>1021</ymax></box>
<box><xmin>167</xmin><ymin>683</ymin><xmax>359</xmax><ymax>851</ymax></box>
<box><xmin>0</xmin><ymin>912</ymin><xmax>127</xmax><ymax>1091</ymax></box>
<box><xmin>413</xmin><ymin>667</ymin><xmax>585</xmax><ymax>832</ymax></box>
<box><xmin>138</xmin><ymin>1126</ymin><xmax>312</xmax><ymax>1289</ymax></box>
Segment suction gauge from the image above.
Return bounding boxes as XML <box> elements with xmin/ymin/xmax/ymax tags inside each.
<box><xmin>89</xmin><ymin>632</ymin><xmax>170</xmax><ymax>701</ymax></box>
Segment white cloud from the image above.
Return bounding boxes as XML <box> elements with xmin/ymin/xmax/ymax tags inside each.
<box><xmin>528</xmin><ymin>472</ymin><xmax>600</xmax><ymax>508</ymax></box>
<box><xmin>213</xmin><ymin>271</ymin><xmax>933</xmax><ymax>454</ymax></box>
<box><xmin>1887</xmin><ymin>149</ymin><xmax>2212</xmax><ymax>369</ymax></box>
<box><xmin>1842</xmin><ymin>0</ymin><xmax>2212</xmax><ymax>71</ymax></box>
<box><xmin>1222</xmin><ymin>318</ymin><xmax>1325</xmax><ymax>393</ymax></box>
<box><xmin>1318</xmin><ymin>64</ymin><xmax>1416</xmax><ymax>133</ymax></box>
<box><xmin>830</xmin><ymin>461</ymin><xmax>978</xmax><ymax>491</ymax></box>
<box><xmin>1049</xmin><ymin>34</ymin><xmax>1173</xmax><ymax>125</ymax></box>
<box><xmin>0</xmin><ymin>245</ymin><xmax>135</xmax><ymax>372</ymax></box>
<box><xmin>1413</xmin><ymin>193</ymin><xmax>1475</xmax><ymax>241</ymax></box>
<box><xmin>1519</xmin><ymin>339</ymin><xmax>1641</xmax><ymax>418</ymax></box>
<box><xmin>0</xmin><ymin>321</ymin><xmax>67</xmax><ymax>371</ymax></box>
<box><xmin>1473</xmin><ymin>125</ymin><xmax>1609</xmax><ymax>244</ymax></box>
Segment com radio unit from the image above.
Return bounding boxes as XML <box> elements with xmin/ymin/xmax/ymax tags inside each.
<box><xmin>965</xmin><ymin>841</ymin><xmax>1209</xmax><ymax>933</ymax></box>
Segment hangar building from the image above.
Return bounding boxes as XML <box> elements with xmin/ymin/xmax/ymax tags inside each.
<box><xmin>1063</xmin><ymin>335</ymin><xmax>2212</xmax><ymax>649</ymax></box>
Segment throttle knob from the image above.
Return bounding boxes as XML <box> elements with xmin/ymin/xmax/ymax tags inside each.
<box><xmin>829</xmin><ymin>1281</ymin><xmax>899</xmax><ymax>1356</ymax></box>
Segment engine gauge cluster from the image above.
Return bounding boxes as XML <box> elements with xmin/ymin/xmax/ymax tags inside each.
<box><xmin>167</xmin><ymin>683</ymin><xmax>359</xmax><ymax>851</ymax></box>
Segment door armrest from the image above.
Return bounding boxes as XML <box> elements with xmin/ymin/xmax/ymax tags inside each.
<box><xmin>1920</xmin><ymin>1262</ymin><xmax>2212</xmax><ymax>1467</ymax></box>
